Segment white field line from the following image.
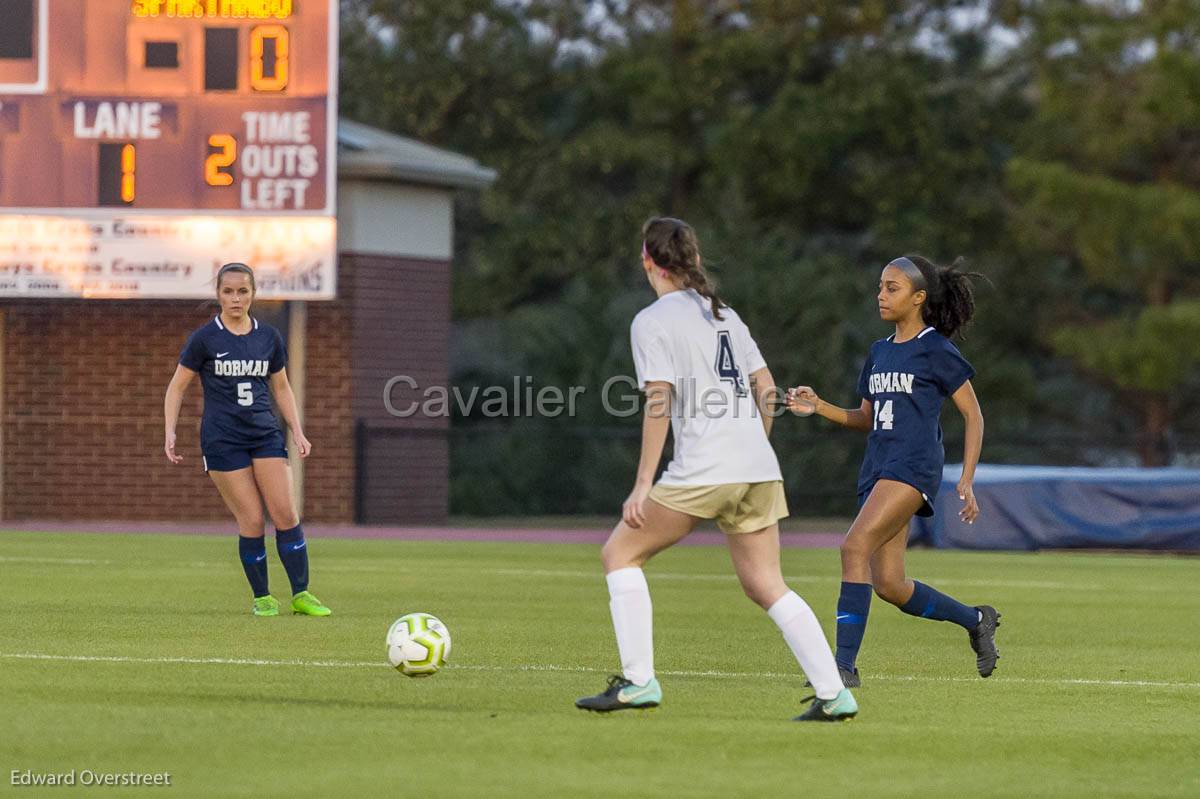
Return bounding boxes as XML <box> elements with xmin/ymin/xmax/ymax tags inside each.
<box><xmin>0</xmin><ymin>652</ymin><xmax>1197</xmax><ymax>691</ymax></box>
<box><xmin>2</xmin><ymin>557</ymin><xmax>1189</xmax><ymax>593</ymax></box>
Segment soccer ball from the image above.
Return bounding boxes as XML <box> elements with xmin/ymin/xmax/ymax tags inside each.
<box><xmin>386</xmin><ymin>613</ymin><xmax>451</xmax><ymax>677</ymax></box>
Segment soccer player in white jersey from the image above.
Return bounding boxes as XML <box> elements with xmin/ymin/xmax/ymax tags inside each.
<box><xmin>574</xmin><ymin>218</ymin><xmax>857</xmax><ymax>721</ymax></box>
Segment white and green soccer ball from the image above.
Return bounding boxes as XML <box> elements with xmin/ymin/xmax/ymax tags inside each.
<box><xmin>386</xmin><ymin>613</ymin><xmax>451</xmax><ymax>677</ymax></box>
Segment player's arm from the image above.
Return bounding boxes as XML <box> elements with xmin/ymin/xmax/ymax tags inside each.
<box><xmin>749</xmin><ymin>366</ymin><xmax>779</xmax><ymax>437</ymax></box>
<box><xmin>269</xmin><ymin>368</ymin><xmax>312</xmax><ymax>458</ymax></box>
<box><xmin>786</xmin><ymin>386</ymin><xmax>873</xmax><ymax>432</ymax></box>
<box><xmin>950</xmin><ymin>379</ymin><xmax>984</xmax><ymax>524</ymax></box>
<box><xmin>623</xmin><ymin>381</ymin><xmax>672</xmax><ymax>529</ymax></box>
<box><xmin>163</xmin><ymin>364</ymin><xmax>196</xmax><ymax>464</ymax></box>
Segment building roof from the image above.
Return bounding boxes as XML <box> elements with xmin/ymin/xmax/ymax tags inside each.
<box><xmin>337</xmin><ymin>119</ymin><xmax>497</xmax><ymax>190</ymax></box>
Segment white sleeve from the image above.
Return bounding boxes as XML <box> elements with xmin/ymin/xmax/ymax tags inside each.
<box><xmin>630</xmin><ymin>315</ymin><xmax>675</xmax><ymax>389</ymax></box>
<box><xmin>739</xmin><ymin>318</ymin><xmax>768</xmax><ymax>374</ymax></box>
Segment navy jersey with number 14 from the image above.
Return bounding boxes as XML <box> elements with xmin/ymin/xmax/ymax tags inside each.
<box><xmin>179</xmin><ymin>316</ymin><xmax>287</xmax><ymax>446</ymax></box>
<box><xmin>855</xmin><ymin>326</ymin><xmax>974</xmax><ymax>515</ymax></box>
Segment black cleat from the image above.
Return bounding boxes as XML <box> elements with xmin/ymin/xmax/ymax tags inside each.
<box><xmin>793</xmin><ymin>689</ymin><xmax>859</xmax><ymax>722</ymax></box>
<box><xmin>968</xmin><ymin>605</ymin><xmax>1001</xmax><ymax>677</ymax></box>
<box><xmin>575</xmin><ymin>675</ymin><xmax>662</xmax><ymax>712</ymax></box>
<box><xmin>805</xmin><ymin>666</ymin><xmax>861</xmax><ymax>689</ymax></box>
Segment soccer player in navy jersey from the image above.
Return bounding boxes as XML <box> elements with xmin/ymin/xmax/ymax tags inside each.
<box><xmin>787</xmin><ymin>255</ymin><xmax>999</xmax><ymax>686</ymax></box>
<box><xmin>163</xmin><ymin>263</ymin><xmax>330</xmax><ymax>617</ymax></box>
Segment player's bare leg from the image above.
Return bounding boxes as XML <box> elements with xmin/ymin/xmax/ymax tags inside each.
<box><xmin>210</xmin><ymin>467</ymin><xmax>277</xmax><ymax>615</ymax></box>
<box><xmin>601</xmin><ymin>498</ymin><xmax>699</xmax><ymax>572</ymax></box>
<box><xmin>210</xmin><ymin>466</ymin><xmax>266</xmax><ymax>538</ymax></box>
<box><xmin>251</xmin><ymin>456</ymin><xmax>299</xmax><ymax>530</ymax></box>
<box><xmin>830</xmin><ymin>480</ymin><xmax>925</xmax><ymax>679</ymax></box>
<box><xmin>728</xmin><ymin>525</ymin><xmax>857</xmax><ymax>720</ymax></box>
<box><xmin>577</xmin><ymin>500</ymin><xmax>698</xmax><ymax>712</ymax></box>
<box><xmin>251</xmin><ymin>457</ymin><xmax>329</xmax><ymax>616</ymax></box>
<box><xmin>866</xmin><ymin>498</ymin><xmax>1002</xmax><ymax>677</ymax></box>
<box><xmin>843</xmin><ymin>480</ymin><xmax>926</xmax><ymax>582</ymax></box>
<box><xmin>869</xmin><ymin>520</ymin><xmax>914</xmax><ymax>606</ymax></box>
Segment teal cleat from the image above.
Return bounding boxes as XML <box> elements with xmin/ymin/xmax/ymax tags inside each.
<box><xmin>793</xmin><ymin>688</ymin><xmax>858</xmax><ymax>722</ymax></box>
<box><xmin>576</xmin><ymin>675</ymin><xmax>662</xmax><ymax>712</ymax></box>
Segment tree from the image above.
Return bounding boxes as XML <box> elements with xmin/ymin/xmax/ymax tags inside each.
<box><xmin>1005</xmin><ymin>0</ymin><xmax>1200</xmax><ymax>464</ymax></box>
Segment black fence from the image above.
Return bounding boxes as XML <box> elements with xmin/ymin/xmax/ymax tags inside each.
<box><xmin>443</xmin><ymin>421</ymin><xmax>1200</xmax><ymax>517</ymax></box>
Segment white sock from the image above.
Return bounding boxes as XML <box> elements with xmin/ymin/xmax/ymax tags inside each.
<box><xmin>767</xmin><ymin>591</ymin><xmax>844</xmax><ymax>700</ymax></box>
<box><xmin>606</xmin><ymin>567</ymin><xmax>654</xmax><ymax>685</ymax></box>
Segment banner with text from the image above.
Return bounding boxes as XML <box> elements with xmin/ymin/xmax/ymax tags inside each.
<box><xmin>0</xmin><ymin>215</ymin><xmax>336</xmax><ymax>299</ymax></box>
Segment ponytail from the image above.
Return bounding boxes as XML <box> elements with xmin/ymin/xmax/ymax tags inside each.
<box><xmin>906</xmin><ymin>255</ymin><xmax>982</xmax><ymax>339</ymax></box>
<box><xmin>642</xmin><ymin>217</ymin><xmax>726</xmax><ymax>321</ymax></box>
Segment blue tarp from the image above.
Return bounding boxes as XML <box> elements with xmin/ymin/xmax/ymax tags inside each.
<box><xmin>910</xmin><ymin>465</ymin><xmax>1200</xmax><ymax>551</ymax></box>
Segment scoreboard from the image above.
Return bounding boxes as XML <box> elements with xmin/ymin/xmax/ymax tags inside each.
<box><xmin>0</xmin><ymin>0</ymin><xmax>337</xmax><ymax>299</ymax></box>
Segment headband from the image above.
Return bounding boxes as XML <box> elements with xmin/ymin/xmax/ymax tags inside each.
<box><xmin>888</xmin><ymin>256</ymin><xmax>927</xmax><ymax>292</ymax></box>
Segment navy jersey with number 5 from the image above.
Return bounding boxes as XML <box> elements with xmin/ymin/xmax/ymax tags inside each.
<box><xmin>855</xmin><ymin>326</ymin><xmax>974</xmax><ymax>516</ymax></box>
<box><xmin>179</xmin><ymin>316</ymin><xmax>287</xmax><ymax>447</ymax></box>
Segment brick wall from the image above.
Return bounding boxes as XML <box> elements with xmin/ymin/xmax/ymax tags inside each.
<box><xmin>0</xmin><ymin>252</ymin><xmax>452</xmax><ymax>524</ymax></box>
<box><xmin>301</xmin><ymin>293</ymin><xmax>354</xmax><ymax>521</ymax></box>
<box><xmin>1</xmin><ymin>300</ymin><xmax>225</xmax><ymax>519</ymax></box>
<box><xmin>0</xmin><ymin>296</ymin><xmax>358</xmax><ymax>522</ymax></box>
<box><xmin>343</xmin><ymin>252</ymin><xmax>450</xmax><ymax>524</ymax></box>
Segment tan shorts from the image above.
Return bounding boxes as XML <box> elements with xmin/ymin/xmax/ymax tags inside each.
<box><xmin>649</xmin><ymin>481</ymin><xmax>789</xmax><ymax>534</ymax></box>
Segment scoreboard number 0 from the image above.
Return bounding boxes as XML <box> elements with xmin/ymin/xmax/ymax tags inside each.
<box><xmin>250</xmin><ymin>25</ymin><xmax>289</xmax><ymax>92</ymax></box>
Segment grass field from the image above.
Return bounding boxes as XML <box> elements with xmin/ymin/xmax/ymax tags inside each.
<box><xmin>2</xmin><ymin>530</ymin><xmax>1198</xmax><ymax>798</ymax></box>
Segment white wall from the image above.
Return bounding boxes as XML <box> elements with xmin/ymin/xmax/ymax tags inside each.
<box><xmin>336</xmin><ymin>181</ymin><xmax>454</xmax><ymax>260</ymax></box>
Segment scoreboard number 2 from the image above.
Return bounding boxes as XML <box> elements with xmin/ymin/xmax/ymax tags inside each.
<box><xmin>206</xmin><ymin>134</ymin><xmax>237</xmax><ymax>186</ymax></box>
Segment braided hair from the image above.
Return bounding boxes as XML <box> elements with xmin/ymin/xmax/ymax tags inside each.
<box><xmin>642</xmin><ymin>217</ymin><xmax>726</xmax><ymax>321</ymax></box>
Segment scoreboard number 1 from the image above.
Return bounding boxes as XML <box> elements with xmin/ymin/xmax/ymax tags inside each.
<box><xmin>98</xmin><ymin>142</ymin><xmax>137</xmax><ymax>206</ymax></box>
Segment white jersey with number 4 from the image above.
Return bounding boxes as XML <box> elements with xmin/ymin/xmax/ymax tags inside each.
<box><xmin>630</xmin><ymin>288</ymin><xmax>783</xmax><ymax>486</ymax></box>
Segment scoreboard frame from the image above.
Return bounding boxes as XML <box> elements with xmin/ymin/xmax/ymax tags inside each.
<box><xmin>0</xmin><ymin>0</ymin><xmax>47</xmax><ymax>95</ymax></box>
<box><xmin>0</xmin><ymin>0</ymin><xmax>340</xmax><ymax>300</ymax></box>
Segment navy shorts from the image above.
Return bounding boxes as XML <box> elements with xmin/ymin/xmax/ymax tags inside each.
<box><xmin>858</xmin><ymin>474</ymin><xmax>936</xmax><ymax>518</ymax></box>
<box><xmin>202</xmin><ymin>429</ymin><xmax>288</xmax><ymax>472</ymax></box>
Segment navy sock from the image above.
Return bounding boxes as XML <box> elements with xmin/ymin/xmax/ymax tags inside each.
<box><xmin>275</xmin><ymin>524</ymin><xmax>309</xmax><ymax>595</ymax></box>
<box><xmin>900</xmin><ymin>580</ymin><xmax>979</xmax><ymax>629</ymax></box>
<box><xmin>835</xmin><ymin>581</ymin><xmax>873</xmax><ymax>672</ymax></box>
<box><xmin>238</xmin><ymin>536</ymin><xmax>269</xmax><ymax>598</ymax></box>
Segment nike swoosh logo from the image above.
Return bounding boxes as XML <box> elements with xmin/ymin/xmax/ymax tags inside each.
<box><xmin>617</xmin><ymin>684</ymin><xmax>655</xmax><ymax>703</ymax></box>
<box><xmin>216</xmin><ymin>352</ymin><xmax>229</xmax><ymax>358</ymax></box>
<box><xmin>255</xmin><ymin>554</ymin><xmax>266</xmax><ymax>562</ymax></box>
<box><xmin>290</xmin><ymin>542</ymin><xmax>306</xmax><ymax>551</ymax></box>
<box><xmin>836</xmin><ymin>614</ymin><xmax>852</xmax><ymax>621</ymax></box>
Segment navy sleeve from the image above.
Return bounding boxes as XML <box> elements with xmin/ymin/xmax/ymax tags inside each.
<box><xmin>930</xmin><ymin>339</ymin><xmax>975</xmax><ymax>395</ymax></box>
<box><xmin>269</xmin><ymin>328</ymin><xmax>288</xmax><ymax>374</ymax></box>
<box><xmin>179</xmin><ymin>330</ymin><xmax>206</xmax><ymax>372</ymax></box>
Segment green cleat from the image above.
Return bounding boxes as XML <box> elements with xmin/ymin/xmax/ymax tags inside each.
<box><xmin>793</xmin><ymin>688</ymin><xmax>859</xmax><ymax>722</ymax></box>
<box><xmin>291</xmin><ymin>590</ymin><xmax>331</xmax><ymax>616</ymax></box>
<box><xmin>252</xmin><ymin>595</ymin><xmax>280</xmax><ymax>617</ymax></box>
